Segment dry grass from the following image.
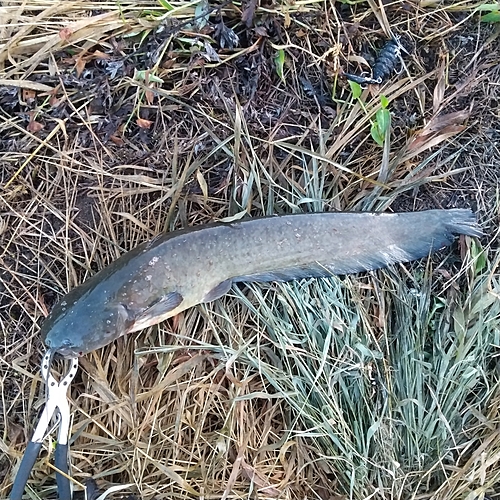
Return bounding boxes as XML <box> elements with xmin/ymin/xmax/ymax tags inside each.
<box><xmin>1</xmin><ymin>0</ymin><xmax>500</xmax><ymax>498</ymax></box>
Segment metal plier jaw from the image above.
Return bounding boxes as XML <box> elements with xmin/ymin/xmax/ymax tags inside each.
<box><xmin>10</xmin><ymin>350</ymin><xmax>79</xmax><ymax>500</ymax></box>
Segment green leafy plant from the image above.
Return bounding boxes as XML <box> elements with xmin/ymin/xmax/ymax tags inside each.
<box><xmin>134</xmin><ymin>70</ymin><xmax>164</xmax><ymax>84</ymax></box>
<box><xmin>274</xmin><ymin>49</ymin><xmax>286</xmax><ymax>84</ymax></box>
<box><xmin>478</xmin><ymin>3</ymin><xmax>500</xmax><ymax>22</ymax></box>
<box><xmin>370</xmin><ymin>95</ymin><xmax>391</xmax><ymax>146</ymax></box>
<box><xmin>481</xmin><ymin>10</ymin><xmax>500</xmax><ymax>22</ymax></box>
<box><xmin>158</xmin><ymin>0</ymin><xmax>174</xmax><ymax>10</ymax></box>
<box><xmin>348</xmin><ymin>80</ymin><xmax>362</xmax><ymax>99</ymax></box>
<box><xmin>470</xmin><ymin>238</ymin><xmax>487</xmax><ymax>276</ymax></box>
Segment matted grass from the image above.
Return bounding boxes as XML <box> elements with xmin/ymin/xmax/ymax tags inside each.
<box><xmin>1</xmin><ymin>0</ymin><xmax>499</xmax><ymax>498</ymax></box>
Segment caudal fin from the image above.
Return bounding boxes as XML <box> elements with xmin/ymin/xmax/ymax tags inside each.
<box><xmin>442</xmin><ymin>208</ymin><xmax>483</xmax><ymax>238</ymax></box>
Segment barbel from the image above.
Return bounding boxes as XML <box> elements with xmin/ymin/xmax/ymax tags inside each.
<box><xmin>41</xmin><ymin>209</ymin><xmax>481</xmax><ymax>357</ymax></box>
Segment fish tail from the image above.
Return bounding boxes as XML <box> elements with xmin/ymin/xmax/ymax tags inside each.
<box><xmin>441</xmin><ymin>208</ymin><xmax>483</xmax><ymax>238</ymax></box>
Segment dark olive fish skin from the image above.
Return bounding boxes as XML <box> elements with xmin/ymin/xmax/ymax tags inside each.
<box><xmin>371</xmin><ymin>38</ymin><xmax>404</xmax><ymax>83</ymax></box>
<box><xmin>41</xmin><ymin>209</ymin><xmax>481</xmax><ymax>357</ymax></box>
<box><xmin>344</xmin><ymin>37</ymin><xmax>405</xmax><ymax>86</ymax></box>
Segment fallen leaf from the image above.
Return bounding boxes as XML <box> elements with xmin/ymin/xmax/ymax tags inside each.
<box><xmin>136</xmin><ymin>117</ymin><xmax>154</xmax><ymax>129</ymax></box>
<box><xmin>47</xmin><ymin>84</ymin><xmax>62</xmax><ymax>107</ymax></box>
<box><xmin>422</xmin><ymin>109</ymin><xmax>470</xmax><ymax>134</ymax></box>
<box><xmin>196</xmin><ymin>169</ymin><xmax>208</xmax><ymax>201</ymax></box>
<box><xmin>75</xmin><ymin>56</ymin><xmax>86</xmax><ymax>77</ymax></box>
<box><xmin>27</xmin><ymin>112</ymin><xmax>44</xmax><ymax>133</ymax></box>
<box><xmin>109</xmin><ymin>135</ymin><xmax>125</xmax><ymax>146</ymax></box>
<box><xmin>8</xmin><ymin>420</ymin><xmax>25</xmax><ymax>447</ymax></box>
<box><xmin>93</xmin><ymin>49</ymin><xmax>110</xmax><ymax>60</ymax></box>
<box><xmin>162</xmin><ymin>59</ymin><xmax>176</xmax><ymax>69</ymax></box>
<box><xmin>59</xmin><ymin>27</ymin><xmax>72</xmax><ymax>40</ymax></box>
<box><xmin>203</xmin><ymin>41</ymin><xmax>221</xmax><ymax>62</ymax></box>
<box><xmin>241</xmin><ymin>0</ymin><xmax>258</xmax><ymax>27</ymax></box>
<box><xmin>27</xmin><ymin>120</ymin><xmax>44</xmax><ymax>133</ymax></box>
<box><xmin>49</xmin><ymin>95</ymin><xmax>62</xmax><ymax>107</ymax></box>
<box><xmin>22</xmin><ymin>88</ymin><xmax>36</xmax><ymax>102</ymax></box>
<box><xmin>433</xmin><ymin>56</ymin><xmax>447</xmax><ymax>114</ymax></box>
<box><xmin>38</xmin><ymin>294</ymin><xmax>50</xmax><ymax>318</ymax></box>
<box><xmin>241</xmin><ymin>459</ymin><xmax>281</xmax><ymax>497</ymax></box>
<box><xmin>403</xmin><ymin>109</ymin><xmax>470</xmax><ymax>160</ymax></box>
<box><xmin>0</xmin><ymin>79</ymin><xmax>53</xmax><ymax>92</ymax></box>
<box><xmin>284</xmin><ymin>9</ymin><xmax>291</xmax><ymax>28</ymax></box>
<box><xmin>145</xmin><ymin>89</ymin><xmax>155</xmax><ymax>105</ymax></box>
<box><xmin>254</xmin><ymin>26</ymin><xmax>268</xmax><ymax>37</ymax></box>
<box><xmin>322</xmin><ymin>105</ymin><xmax>336</xmax><ymax>119</ymax></box>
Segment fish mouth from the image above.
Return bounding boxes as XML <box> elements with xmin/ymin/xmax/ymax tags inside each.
<box><xmin>45</xmin><ymin>338</ymin><xmax>83</xmax><ymax>358</ymax></box>
<box><xmin>57</xmin><ymin>348</ymin><xmax>83</xmax><ymax>358</ymax></box>
<box><xmin>46</xmin><ymin>345</ymin><xmax>82</xmax><ymax>358</ymax></box>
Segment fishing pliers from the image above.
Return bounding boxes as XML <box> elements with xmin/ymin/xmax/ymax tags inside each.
<box><xmin>10</xmin><ymin>350</ymin><xmax>79</xmax><ymax>500</ymax></box>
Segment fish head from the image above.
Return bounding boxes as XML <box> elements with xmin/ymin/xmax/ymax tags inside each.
<box><xmin>41</xmin><ymin>287</ymin><xmax>136</xmax><ymax>358</ymax></box>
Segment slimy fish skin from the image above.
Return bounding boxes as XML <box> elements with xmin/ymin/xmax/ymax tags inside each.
<box><xmin>344</xmin><ymin>37</ymin><xmax>406</xmax><ymax>86</ymax></box>
<box><xmin>41</xmin><ymin>209</ymin><xmax>482</xmax><ymax>357</ymax></box>
<box><xmin>372</xmin><ymin>37</ymin><xmax>405</xmax><ymax>83</ymax></box>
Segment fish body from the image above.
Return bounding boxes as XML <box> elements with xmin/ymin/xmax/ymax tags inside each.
<box><xmin>371</xmin><ymin>37</ymin><xmax>403</xmax><ymax>83</ymax></box>
<box><xmin>41</xmin><ymin>209</ymin><xmax>481</xmax><ymax>357</ymax></box>
<box><xmin>344</xmin><ymin>37</ymin><xmax>405</xmax><ymax>86</ymax></box>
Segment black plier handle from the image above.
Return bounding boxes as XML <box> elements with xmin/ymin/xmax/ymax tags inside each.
<box><xmin>10</xmin><ymin>351</ymin><xmax>78</xmax><ymax>500</ymax></box>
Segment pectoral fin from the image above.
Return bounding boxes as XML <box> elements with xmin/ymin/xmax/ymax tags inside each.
<box><xmin>202</xmin><ymin>279</ymin><xmax>233</xmax><ymax>303</ymax></box>
<box><xmin>133</xmin><ymin>291</ymin><xmax>184</xmax><ymax>328</ymax></box>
